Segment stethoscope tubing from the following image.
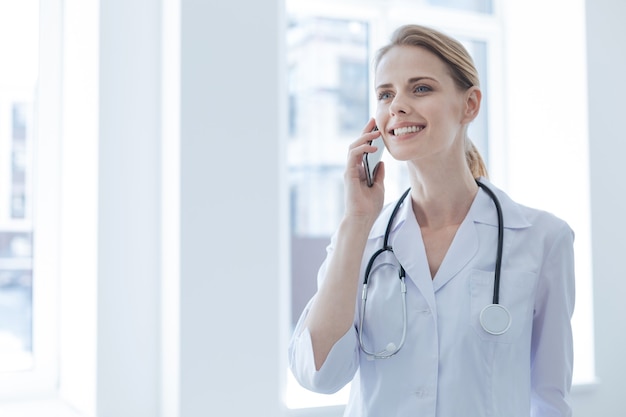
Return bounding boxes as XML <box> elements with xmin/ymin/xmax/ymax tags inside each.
<box><xmin>475</xmin><ymin>180</ymin><xmax>504</xmax><ymax>305</ymax></box>
<box><xmin>359</xmin><ymin>276</ymin><xmax>407</xmax><ymax>359</ymax></box>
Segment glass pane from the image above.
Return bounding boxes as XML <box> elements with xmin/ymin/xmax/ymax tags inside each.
<box><xmin>0</xmin><ymin>1</ymin><xmax>38</xmax><ymax>372</ymax></box>
<box><xmin>428</xmin><ymin>0</ymin><xmax>493</xmax><ymax>14</ymax></box>
<box><xmin>287</xmin><ymin>17</ymin><xmax>369</xmax><ymax>238</ymax></box>
<box><xmin>288</xmin><ymin>16</ymin><xmax>370</xmax><ymax>328</ymax></box>
<box><xmin>12</xmin><ymin>103</ymin><xmax>29</xmax><ymax>219</ymax></box>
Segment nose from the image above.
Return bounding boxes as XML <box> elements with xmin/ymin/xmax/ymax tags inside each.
<box><xmin>389</xmin><ymin>93</ymin><xmax>410</xmax><ymax>116</ymax></box>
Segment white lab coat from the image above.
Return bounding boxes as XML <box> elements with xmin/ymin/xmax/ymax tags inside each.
<box><xmin>289</xmin><ymin>178</ymin><xmax>575</xmax><ymax>417</ymax></box>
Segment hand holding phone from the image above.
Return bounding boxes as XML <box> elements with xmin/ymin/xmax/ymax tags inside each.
<box><xmin>362</xmin><ymin>127</ymin><xmax>384</xmax><ymax>187</ymax></box>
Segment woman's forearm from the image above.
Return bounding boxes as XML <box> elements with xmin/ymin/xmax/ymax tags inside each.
<box><xmin>303</xmin><ymin>216</ymin><xmax>373</xmax><ymax>370</ymax></box>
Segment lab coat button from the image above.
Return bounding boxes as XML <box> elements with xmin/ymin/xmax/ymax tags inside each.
<box><xmin>414</xmin><ymin>388</ymin><xmax>432</xmax><ymax>398</ymax></box>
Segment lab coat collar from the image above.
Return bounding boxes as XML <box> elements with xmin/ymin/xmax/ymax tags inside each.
<box><xmin>368</xmin><ymin>177</ymin><xmax>531</xmax><ymax>240</ymax></box>
<box><xmin>471</xmin><ymin>177</ymin><xmax>532</xmax><ymax>229</ymax></box>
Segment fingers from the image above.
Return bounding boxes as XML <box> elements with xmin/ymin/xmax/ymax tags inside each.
<box><xmin>342</xmin><ymin>120</ymin><xmax>386</xmax><ymax>220</ymax></box>
<box><xmin>345</xmin><ymin>120</ymin><xmax>382</xmax><ymax>182</ymax></box>
<box><xmin>348</xmin><ymin>125</ymin><xmax>381</xmax><ymax>155</ymax></box>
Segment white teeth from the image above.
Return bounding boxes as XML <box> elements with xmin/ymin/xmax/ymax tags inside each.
<box><xmin>393</xmin><ymin>125</ymin><xmax>423</xmax><ymax>136</ymax></box>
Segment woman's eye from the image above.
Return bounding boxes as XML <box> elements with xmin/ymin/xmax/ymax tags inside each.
<box><xmin>414</xmin><ymin>85</ymin><xmax>431</xmax><ymax>94</ymax></box>
<box><xmin>377</xmin><ymin>91</ymin><xmax>393</xmax><ymax>100</ymax></box>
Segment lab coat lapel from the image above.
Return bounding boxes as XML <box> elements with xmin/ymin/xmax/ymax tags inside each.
<box><xmin>390</xmin><ymin>189</ymin><xmax>479</xmax><ymax>296</ymax></box>
<box><xmin>392</xmin><ymin>201</ymin><xmax>438</xmax><ymax>313</ymax></box>
<box><xmin>431</xmin><ymin>214</ymin><xmax>479</xmax><ymax>292</ymax></box>
<box><xmin>431</xmin><ymin>177</ymin><xmax>531</xmax><ymax>291</ymax></box>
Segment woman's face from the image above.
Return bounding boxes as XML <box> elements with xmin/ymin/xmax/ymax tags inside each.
<box><xmin>374</xmin><ymin>45</ymin><xmax>478</xmax><ymax>163</ymax></box>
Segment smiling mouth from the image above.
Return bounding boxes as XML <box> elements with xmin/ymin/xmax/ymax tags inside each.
<box><xmin>392</xmin><ymin>125</ymin><xmax>425</xmax><ymax>136</ymax></box>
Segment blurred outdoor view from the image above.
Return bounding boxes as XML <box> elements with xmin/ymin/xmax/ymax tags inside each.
<box><xmin>0</xmin><ymin>1</ymin><xmax>38</xmax><ymax>372</ymax></box>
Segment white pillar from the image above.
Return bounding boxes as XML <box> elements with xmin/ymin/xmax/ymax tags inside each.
<box><xmin>176</xmin><ymin>0</ymin><xmax>287</xmax><ymax>415</ymax></box>
<box><xmin>97</xmin><ymin>0</ymin><xmax>162</xmax><ymax>415</ymax></box>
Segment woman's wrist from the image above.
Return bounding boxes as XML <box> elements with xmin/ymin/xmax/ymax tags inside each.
<box><xmin>337</xmin><ymin>214</ymin><xmax>377</xmax><ymax>240</ymax></box>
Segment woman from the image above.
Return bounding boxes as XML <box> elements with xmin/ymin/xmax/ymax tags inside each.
<box><xmin>289</xmin><ymin>24</ymin><xmax>574</xmax><ymax>417</ymax></box>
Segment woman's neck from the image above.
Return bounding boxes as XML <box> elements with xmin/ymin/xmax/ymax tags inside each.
<box><xmin>408</xmin><ymin>163</ymin><xmax>479</xmax><ymax>230</ymax></box>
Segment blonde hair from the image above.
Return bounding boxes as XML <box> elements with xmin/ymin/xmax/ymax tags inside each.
<box><xmin>375</xmin><ymin>24</ymin><xmax>488</xmax><ymax>178</ymax></box>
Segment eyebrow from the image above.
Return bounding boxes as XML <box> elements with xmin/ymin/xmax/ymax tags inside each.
<box><xmin>375</xmin><ymin>76</ymin><xmax>438</xmax><ymax>90</ymax></box>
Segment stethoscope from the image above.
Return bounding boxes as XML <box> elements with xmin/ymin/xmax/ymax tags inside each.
<box><xmin>358</xmin><ymin>179</ymin><xmax>511</xmax><ymax>359</ymax></box>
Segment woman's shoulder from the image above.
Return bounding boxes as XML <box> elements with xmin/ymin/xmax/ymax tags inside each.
<box><xmin>498</xmin><ymin>188</ymin><xmax>573</xmax><ymax>242</ymax></box>
<box><xmin>483</xmin><ymin>178</ymin><xmax>573</xmax><ymax>239</ymax></box>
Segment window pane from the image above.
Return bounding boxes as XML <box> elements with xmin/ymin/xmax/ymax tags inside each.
<box><xmin>0</xmin><ymin>1</ymin><xmax>38</xmax><ymax>372</ymax></box>
<box><xmin>287</xmin><ymin>17</ymin><xmax>369</xmax><ymax>238</ymax></box>
<box><xmin>12</xmin><ymin>103</ymin><xmax>29</xmax><ymax>219</ymax></box>
<box><xmin>288</xmin><ymin>16</ymin><xmax>370</xmax><ymax>330</ymax></box>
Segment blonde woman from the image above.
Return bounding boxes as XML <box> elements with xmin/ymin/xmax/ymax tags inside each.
<box><xmin>289</xmin><ymin>24</ymin><xmax>574</xmax><ymax>417</ymax></box>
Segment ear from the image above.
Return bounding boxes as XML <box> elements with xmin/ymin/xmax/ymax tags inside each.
<box><xmin>462</xmin><ymin>86</ymin><xmax>481</xmax><ymax>123</ymax></box>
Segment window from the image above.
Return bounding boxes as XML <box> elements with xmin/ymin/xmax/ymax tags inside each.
<box><xmin>0</xmin><ymin>3</ymin><xmax>38</xmax><ymax>375</ymax></box>
<box><xmin>0</xmin><ymin>0</ymin><xmax>60</xmax><ymax>398</ymax></box>
<box><xmin>287</xmin><ymin>17</ymin><xmax>370</xmax><ymax>238</ymax></box>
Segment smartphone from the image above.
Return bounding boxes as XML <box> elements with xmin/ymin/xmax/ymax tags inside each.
<box><xmin>362</xmin><ymin>126</ymin><xmax>385</xmax><ymax>187</ymax></box>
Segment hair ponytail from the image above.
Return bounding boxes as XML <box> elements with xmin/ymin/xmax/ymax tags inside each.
<box><xmin>465</xmin><ymin>138</ymin><xmax>488</xmax><ymax>179</ymax></box>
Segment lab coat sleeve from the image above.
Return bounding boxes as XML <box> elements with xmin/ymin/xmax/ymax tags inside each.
<box><xmin>288</xmin><ymin>301</ymin><xmax>360</xmax><ymax>394</ymax></box>
<box><xmin>530</xmin><ymin>223</ymin><xmax>575</xmax><ymax>417</ymax></box>
<box><xmin>288</xmin><ymin>239</ymin><xmax>361</xmax><ymax>394</ymax></box>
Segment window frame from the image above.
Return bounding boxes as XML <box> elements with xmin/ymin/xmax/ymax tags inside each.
<box><xmin>0</xmin><ymin>0</ymin><xmax>62</xmax><ymax>400</ymax></box>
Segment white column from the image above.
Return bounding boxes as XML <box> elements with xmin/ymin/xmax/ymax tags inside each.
<box><xmin>97</xmin><ymin>0</ymin><xmax>162</xmax><ymax>416</ymax></box>
<box><xmin>177</xmin><ymin>0</ymin><xmax>287</xmax><ymax>415</ymax></box>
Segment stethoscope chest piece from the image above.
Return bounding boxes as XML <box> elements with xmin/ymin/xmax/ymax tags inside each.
<box><xmin>480</xmin><ymin>304</ymin><xmax>511</xmax><ymax>335</ymax></box>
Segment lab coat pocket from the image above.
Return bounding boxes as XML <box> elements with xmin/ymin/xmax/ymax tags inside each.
<box><xmin>469</xmin><ymin>269</ymin><xmax>536</xmax><ymax>343</ymax></box>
